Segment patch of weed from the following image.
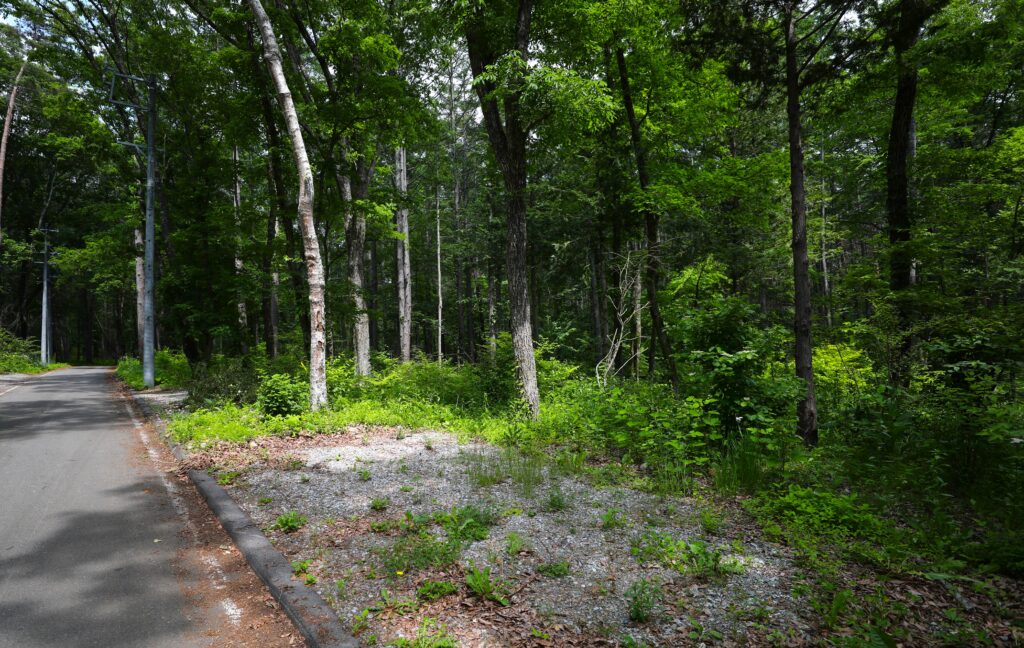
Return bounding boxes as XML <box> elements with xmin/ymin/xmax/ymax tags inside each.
<box><xmin>465</xmin><ymin>563</ymin><xmax>509</xmax><ymax>605</ymax></box>
<box><xmin>378</xmin><ymin>531</ymin><xmax>461</xmax><ymax>574</ymax></box>
<box><xmin>389</xmin><ymin>617</ymin><xmax>457</xmax><ymax>648</ymax></box>
<box><xmin>416</xmin><ymin>579</ymin><xmax>458</xmax><ymax>602</ymax></box>
<box><xmin>631</xmin><ymin>532</ymin><xmax>744</xmax><ymax>579</ymax></box>
<box><xmin>625</xmin><ymin>578</ymin><xmax>661</xmax><ymax>622</ymax></box>
<box><xmin>272</xmin><ymin>511</ymin><xmax>307</xmax><ymax>533</ymax></box>
<box><xmin>370</xmin><ymin>497</ymin><xmax>390</xmax><ymax>512</ymax></box>
<box><xmin>537</xmin><ymin>560</ymin><xmax>570</xmax><ymax>578</ymax></box>
<box><xmin>216</xmin><ymin>470</ymin><xmax>242</xmax><ymax>486</ymax></box>
<box><xmin>544</xmin><ymin>487</ymin><xmax>567</xmax><ymax>512</ymax></box>
<box><xmin>505</xmin><ymin>532</ymin><xmax>527</xmax><ymax>555</ymax></box>
<box><xmin>600</xmin><ymin>508</ymin><xmax>625</xmax><ymax>530</ymax></box>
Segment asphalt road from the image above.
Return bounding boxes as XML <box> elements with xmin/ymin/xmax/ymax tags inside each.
<box><xmin>0</xmin><ymin>367</ymin><xmax>204</xmax><ymax>647</ymax></box>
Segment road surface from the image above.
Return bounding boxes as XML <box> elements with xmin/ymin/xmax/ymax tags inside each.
<box><xmin>0</xmin><ymin>367</ymin><xmax>298</xmax><ymax>647</ymax></box>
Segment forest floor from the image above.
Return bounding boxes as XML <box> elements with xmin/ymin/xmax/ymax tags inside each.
<box><xmin>142</xmin><ymin>392</ymin><xmax>1024</xmax><ymax>647</ymax></box>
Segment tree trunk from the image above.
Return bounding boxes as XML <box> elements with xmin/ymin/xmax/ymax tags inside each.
<box><xmin>436</xmin><ymin>187</ymin><xmax>444</xmax><ymax>362</ymax></box>
<box><xmin>785</xmin><ymin>6</ymin><xmax>819</xmax><ymax>447</ymax></box>
<box><xmin>349</xmin><ymin>158</ymin><xmax>372</xmax><ymax>376</ymax></box>
<box><xmin>395</xmin><ymin>146</ymin><xmax>412</xmax><ymax>361</ymax></box>
<box><xmin>262</xmin><ymin>162</ymin><xmax>279</xmax><ymax>359</ymax></box>
<box><xmin>0</xmin><ymin>59</ymin><xmax>26</xmax><ymax>250</ymax></box>
<box><xmin>232</xmin><ymin>146</ymin><xmax>250</xmax><ymax>354</ymax></box>
<box><xmin>249</xmin><ymin>0</ymin><xmax>328</xmax><ymax>410</ymax></box>
<box><xmin>615</xmin><ymin>47</ymin><xmax>678</xmax><ymax>391</ymax></box>
<box><xmin>465</xmin><ymin>0</ymin><xmax>540</xmax><ymax>417</ymax></box>
<box><xmin>134</xmin><ymin>227</ymin><xmax>145</xmax><ymax>356</ymax></box>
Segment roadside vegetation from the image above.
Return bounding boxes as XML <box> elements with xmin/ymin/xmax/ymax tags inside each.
<box><xmin>162</xmin><ymin>317</ymin><xmax>1023</xmax><ymax>644</ymax></box>
<box><xmin>0</xmin><ymin>329</ymin><xmax>67</xmax><ymax>374</ymax></box>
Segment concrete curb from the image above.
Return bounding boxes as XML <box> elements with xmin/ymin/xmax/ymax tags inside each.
<box><xmin>126</xmin><ymin>389</ymin><xmax>359</xmax><ymax>648</ymax></box>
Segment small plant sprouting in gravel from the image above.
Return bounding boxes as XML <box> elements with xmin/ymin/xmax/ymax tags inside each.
<box><xmin>400</xmin><ymin>485</ymin><xmax>414</xmax><ymax>493</ymax></box>
<box><xmin>416</xmin><ymin>579</ymin><xmax>459</xmax><ymax>601</ymax></box>
<box><xmin>537</xmin><ymin>560</ymin><xmax>570</xmax><ymax>578</ymax></box>
<box><xmin>391</xmin><ymin>617</ymin><xmax>457</xmax><ymax>648</ymax></box>
<box><xmin>304</xmin><ymin>574</ymin><xmax>318</xmax><ymax>585</ymax></box>
<box><xmin>299</xmin><ymin>473</ymin><xmax>310</xmax><ymax>484</ymax></box>
<box><xmin>272</xmin><ymin>511</ymin><xmax>307</xmax><ymax>533</ymax></box>
<box><xmin>357</xmin><ymin>467</ymin><xmax>372</xmax><ymax>481</ymax></box>
<box><xmin>370</xmin><ymin>497</ymin><xmax>390</xmax><ymax>512</ymax></box>
<box><xmin>424</xmin><ymin>437</ymin><xmax>435</xmax><ymax>451</ymax></box>
<box><xmin>257</xmin><ymin>496</ymin><xmax>273</xmax><ymax>505</ymax></box>
<box><xmin>625</xmin><ymin>577</ymin><xmax>662</xmax><ymax>623</ymax></box>
<box><xmin>465</xmin><ymin>563</ymin><xmax>510</xmax><ymax>606</ymax></box>
<box><xmin>335</xmin><ymin>579</ymin><xmax>348</xmax><ymax>600</ymax></box>
<box><xmin>505</xmin><ymin>532</ymin><xmax>527</xmax><ymax>555</ymax></box>
<box><xmin>600</xmin><ymin>508</ymin><xmax>625</xmax><ymax>530</ymax></box>
<box><xmin>700</xmin><ymin>509</ymin><xmax>723</xmax><ymax>535</ymax></box>
<box><xmin>544</xmin><ymin>487</ymin><xmax>567</xmax><ymax>512</ymax></box>
<box><xmin>291</xmin><ymin>559</ymin><xmax>312</xmax><ymax>575</ymax></box>
<box><xmin>282</xmin><ymin>456</ymin><xmax>305</xmax><ymax>471</ymax></box>
<box><xmin>216</xmin><ymin>470</ymin><xmax>242</xmax><ymax>486</ymax></box>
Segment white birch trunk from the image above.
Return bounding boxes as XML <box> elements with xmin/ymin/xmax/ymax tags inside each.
<box><xmin>395</xmin><ymin>146</ymin><xmax>412</xmax><ymax>361</ymax></box>
<box><xmin>249</xmin><ymin>0</ymin><xmax>328</xmax><ymax>410</ymax></box>
<box><xmin>0</xmin><ymin>60</ymin><xmax>26</xmax><ymax>249</ymax></box>
<box><xmin>134</xmin><ymin>227</ymin><xmax>145</xmax><ymax>357</ymax></box>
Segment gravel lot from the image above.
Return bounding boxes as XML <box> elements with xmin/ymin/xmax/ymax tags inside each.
<box><xmin>193</xmin><ymin>425</ymin><xmax>813</xmax><ymax>647</ymax></box>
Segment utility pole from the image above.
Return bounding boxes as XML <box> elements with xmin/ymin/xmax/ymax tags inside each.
<box><xmin>38</xmin><ymin>227</ymin><xmax>56</xmax><ymax>365</ymax></box>
<box><xmin>143</xmin><ymin>76</ymin><xmax>156</xmax><ymax>388</ymax></box>
<box><xmin>108</xmin><ymin>70</ymin><xmax>157</xmax><ymax>387</ymax></box>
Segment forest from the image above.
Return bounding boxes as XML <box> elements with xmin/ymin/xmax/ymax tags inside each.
<box><xmin>0</xmin><ymin>0</ymin><xmax>1022</xmax><ymax>645</ymax></box>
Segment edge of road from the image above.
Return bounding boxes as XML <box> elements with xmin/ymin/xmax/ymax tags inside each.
<box><xmin>125</xmin><ymin>386</ymin><xmax>359</xmax><ymax>648</ymax></box>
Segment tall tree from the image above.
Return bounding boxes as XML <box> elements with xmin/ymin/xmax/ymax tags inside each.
<box><xmin>884</xmin><ymin>0</ymin><xmax>949</xmax><ymax>382</ymax></box>
<box><xmin>395</xmin><ymin>146</ymin><xmax>412</xmax><ymax>361</ymax></box>
<box><xmin>248</xmin><ymin>0</ymin><xmax>328</xmax><ymax>409</ymax></box>
<box><xmin>0</xmin><ymin>57</ymin><xmax>27</xmax><ymax>250</ymax></box>
<box><xmin>463</xmin><ymin>0</ymin><xmax>541</xmax><ymax>416</ymax></box>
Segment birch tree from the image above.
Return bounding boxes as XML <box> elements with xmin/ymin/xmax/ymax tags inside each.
<box><xmin>248</xmin><ymin>0</ymin><xmax>328</xmax><ymax>409</ymax></box>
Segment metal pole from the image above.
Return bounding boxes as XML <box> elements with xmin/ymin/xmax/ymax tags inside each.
<box><xmin>40</xmin><ymin>230</ymin><xmax>49</xmax><ymax>366</ymax></box>
<box><xmin>143</xmin><ymin>76</ymin><xmax>156</xmax><ymax>387</ymax></box>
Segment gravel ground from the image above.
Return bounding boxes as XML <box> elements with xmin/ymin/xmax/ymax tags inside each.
<box><xmin>199</xmin><ymin>426</ymin><xmax>813</xmax><ymax>647</ymax></box>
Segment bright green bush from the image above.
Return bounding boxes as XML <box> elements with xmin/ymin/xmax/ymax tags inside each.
<box><xmin>0</xmin><ymin>329</ymin><xmax>45</xmax><ymax>374</ymax></box>
<box><xmin>256</xmin><ymin>373</ymin><xmax>308</xmax><ymax>416</ymax></box>
<box><xmin>116</xmin><ymin>350</ymin><xmax>191</xmax><ymax>389</ymax></box>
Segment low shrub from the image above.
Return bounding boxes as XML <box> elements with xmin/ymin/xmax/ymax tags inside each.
<box><xmin>257</xmin><ymin>373</ymin><xmax>308</xmax><ymax>416</ymax></box>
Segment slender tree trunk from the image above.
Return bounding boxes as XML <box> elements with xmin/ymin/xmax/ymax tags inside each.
<box><xmin>349</xmin><ymin>160</ymin><xmax>372</xmax><ymax>376</ymax></box>
<box><xmin>820</xmin><ymin>147</ymin><xmax>832</xmax><ymax>328</ymax></box>
<box><xmin>232</xmin><ymin>146</ymin><xmax>250</xmax><ymax>354</ymax></box>
<box><xmin>615</xmin><ymin>47</ymin><xmax>678</xmax><ymax>391</ymax></box>
<box><xmin>395</xmin><ymin>146</ymin><xmax>412</xmax><ymax>361</ymax></box>
<box><xmin>262</xmin><ymin>160</ymin><xmax>279</xmax><ymax>358</ymax></box>
<box><xmin>369</xmin><ymin>239</ymin><xmax>379</xmax><ymax>351</ymax></box>
<box><xmin>134</xmin><ymin>227</ymin><xmax>145</xmax><ymax>356</ymax></box>
<box><xmin>487</xmin><ymin>260</ymin><xmax>498</xmax><ymax>358</ymax></box>
<box><xmin>785</xmin><ymin>6</ymin><xmax>819</xmax><ymax>447</ymax></box>
<box><xmin>249</xmin><ymin>0</ymin><xmax>328</xmax><ymax>410</ymax></box>
<box><xmin>436</xmin><ymin>187</ymin><xmax>443</xmax><ymax>362</ymax></box>
<box><xmin>0</xmin><ymin>59</ymin><xmax>26</xmax><ymax>250</ymax></box>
